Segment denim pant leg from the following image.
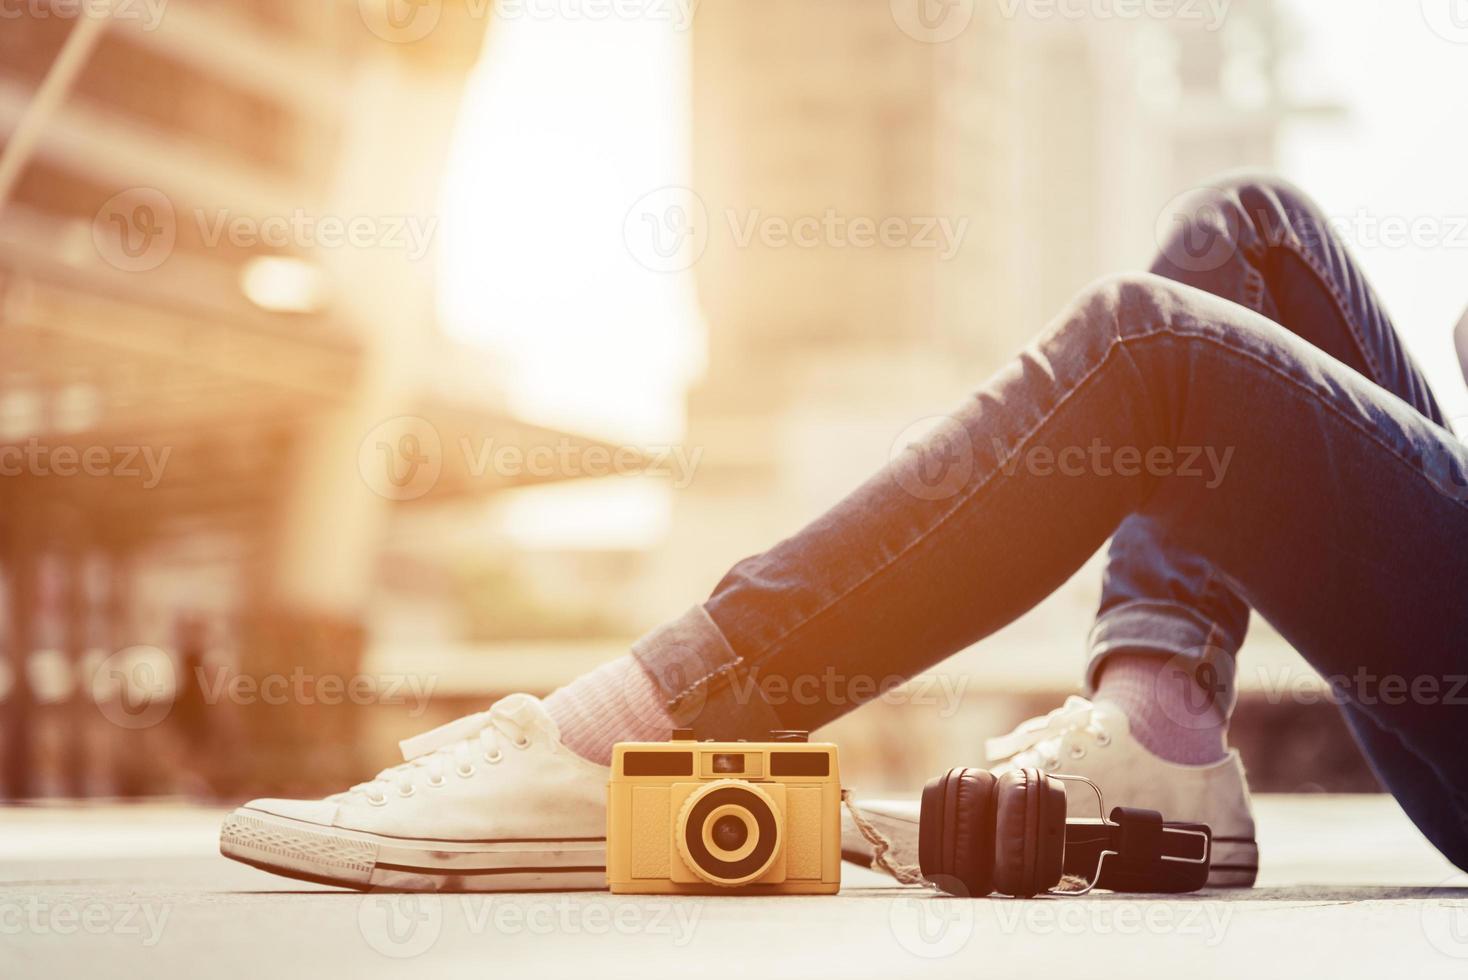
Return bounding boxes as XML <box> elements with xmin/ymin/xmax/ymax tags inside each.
<box><xmin>1090</xmin><ymin>174</ymin><xmax>1450</xmax><ymax>706</ymax></box>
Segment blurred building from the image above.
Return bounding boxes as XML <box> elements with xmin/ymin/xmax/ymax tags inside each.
<box><xmin>0</xmin><ymin>1</ymin><xmax>618</xmax><ymax>799</ymax></box>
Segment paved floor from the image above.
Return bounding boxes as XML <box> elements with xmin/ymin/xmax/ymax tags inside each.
<box><xmin>3</xmin><ymin>795</ymin><xmax>1467</xmax><ymax>979</ymax></box>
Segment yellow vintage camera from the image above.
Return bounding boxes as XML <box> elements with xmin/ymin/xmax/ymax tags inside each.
<box><xmin>607</xmin><ymin>731</ymin><xmax>841</xmax><ymax>894</ymax></box>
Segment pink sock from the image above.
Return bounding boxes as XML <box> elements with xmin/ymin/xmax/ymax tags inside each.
<box><xmin>1094</xmin><ymin>653</ymin><xmax>1228</xmax><ymax>765</ymax></box>
<box><xmin>545</xmin><ymin>656</ymin><xmax>676</xmax><ymax>766</ymax></box>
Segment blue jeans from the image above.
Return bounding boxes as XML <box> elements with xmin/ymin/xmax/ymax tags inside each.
<box><xmin>634</xmin><ymin>175</ymin><xmax>1468</xmax><ymax>869</ymax></box>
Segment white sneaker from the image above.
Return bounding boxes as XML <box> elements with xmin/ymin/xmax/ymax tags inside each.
<box><xmin>219</xmin><ymin>694</ymin><xmax>610</xmax><ymax>891</ymax></box>
<box><xmin>986</xmin><ymin>696</ymin><xmax>1258</xmax><ymax>887</ymax></box>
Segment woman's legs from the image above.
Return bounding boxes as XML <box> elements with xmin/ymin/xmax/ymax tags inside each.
<box><xmin>1091</xmin><ymin>173</ymin><xmax>1450</xmax><ymax>730</ymax></box>
<box><xmin>1091</xmin><ymin>174</ymin><xmax>1468</xmax><ymax>855</ymax></box>
<box><xmin>630</xmin><ymin>269</ymin><xmax>1468</xmax><ymax>866</ymax></box>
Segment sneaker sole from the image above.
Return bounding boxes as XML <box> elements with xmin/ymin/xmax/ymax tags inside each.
<box><xmin>220</xmin><ymin>808</ymin><xmax>607</xmax><ymax>892</ymax></box>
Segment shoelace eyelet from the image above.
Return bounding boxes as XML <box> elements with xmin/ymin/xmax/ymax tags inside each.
<box><xmin>427</xmin><ymin>774</ymin><xmax>446</xmax><ymax>788</ymax></box>
<box><xmin>398</xmin><ymin>784</ymin><xmax>416</xmax><ymax>798</ymax></box>
<box><xmin>484</xmin><ymin>750</ymin><xmax>503</xmax><ymax>764</ymax></box>
<box><xmin>1069</xmin><ymin>745</ymin><xmax>1086</xmax><ymax>760</ymax></box>
<box><xmin>457</xmin><ymin>763</ymin><xmax>476</xmax><ymax>778</ymax></box>
<box><xmin>513</xmin><ymin>736</ymin><xmax>531</xmax><ymax>750</ymax></box>
<box><xmin>1041</xmin><ymin>758</ymin><xmax>1058</xmax><ymax>771</ymax></box>
<box><xmin>1095</xmin><ymin>732</ymin><xmax>1112</xmax><ymax>747</ymax></box>
<box><xmin>367</xmin><ymin>793</ymin><xmax>388</xmax><ymax>807</ymax></box>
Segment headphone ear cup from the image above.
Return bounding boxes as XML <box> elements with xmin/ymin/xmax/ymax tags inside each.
<box><xmin>991</xmin><ymin>768</ymin><xmax>1067</xmax><ymax>897</ymax></box>
<box><xmin>918</xmin><ymin>767</ymin><xmax>997</xmax><ymax>896</ymax></box>
<box><xmin>950</xmin><ymin>768</ymin><xmax>998</xmax><ymax>897</ymax></box>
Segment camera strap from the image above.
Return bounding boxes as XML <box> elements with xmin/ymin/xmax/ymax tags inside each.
<box><xmin>840</xmin><ymin>790</ymin><xmax>926</xmax><ymax>884</ymax></box>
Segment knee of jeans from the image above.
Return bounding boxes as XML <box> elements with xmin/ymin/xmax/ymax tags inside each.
<box><xmin>1162</xmin><ymin>171</ymin><xmax>1324</xmax><ymax>258</ymax></box>
<box><xmin>1067</xmin><ymin>271</ymin><xmax>1183</xmax><ymax>344</ymax></box>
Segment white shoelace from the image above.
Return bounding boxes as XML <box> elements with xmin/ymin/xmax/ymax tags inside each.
<box><xmin>338</xmin><ymin>701</ymin><xmax>537</xmax><ymax>805</ymax></box>
<box><xmin>984</xmin><ymin>695</ymin><xmax>1113</xmax><ymax>771</ymax></box>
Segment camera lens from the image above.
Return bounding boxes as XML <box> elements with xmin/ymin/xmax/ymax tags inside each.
<box><xmin>676</xmin><ymin>783</ymin><xmax>782</xmax><ymax>887</ymax></box>
<box><xmin>711</xmin><ymin>814</ymin><xmax>748</xmax><ymax>852</ymax></box>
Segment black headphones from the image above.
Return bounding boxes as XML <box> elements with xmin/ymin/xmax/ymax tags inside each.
<box><xmin>917</xmin><ymin>767</ymin><xmax>1213</xmax><ymax>897</ymax></box>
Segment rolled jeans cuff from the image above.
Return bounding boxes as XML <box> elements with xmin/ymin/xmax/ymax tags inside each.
<box><xmin>1084</xmin><ymin>599</ymin><xmax>1239</xmax><ymax>716</ymax></box>
<box><xmin>630</xmin><ymin>605</ymin><xmax>784</xmax><ymax>738</ymax></box>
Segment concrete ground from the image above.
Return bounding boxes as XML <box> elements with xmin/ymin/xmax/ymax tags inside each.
<box><xmin>3</xmin><ymin>795</ymin><xmax>1467</xmax><ymax>979</ymax></box>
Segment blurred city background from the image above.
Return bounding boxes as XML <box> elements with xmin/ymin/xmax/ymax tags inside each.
<box><xmin>2</xmin><ymin>0</ymin><xmax>1466</xmax><ymax>803</ymax></box>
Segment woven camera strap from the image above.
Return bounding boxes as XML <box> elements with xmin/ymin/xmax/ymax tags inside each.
<box><xmin>840</xmin><ymin>790</ymin><xmax>926</xmax><ymax>885</ymax></box>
